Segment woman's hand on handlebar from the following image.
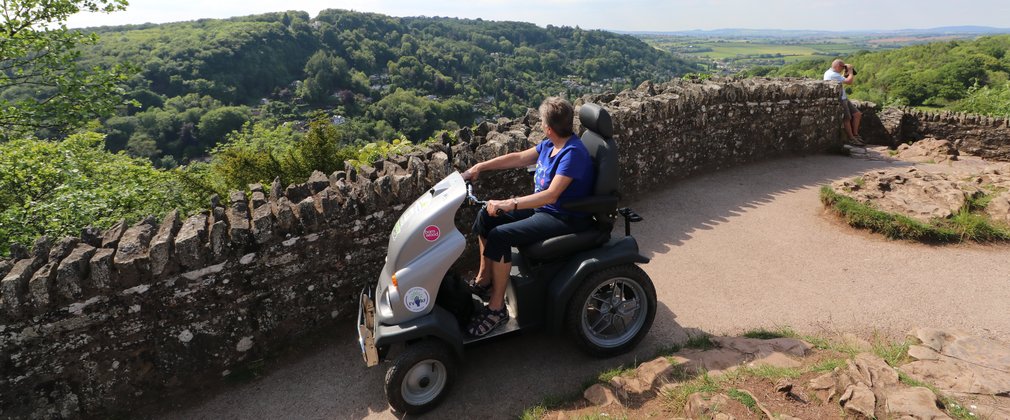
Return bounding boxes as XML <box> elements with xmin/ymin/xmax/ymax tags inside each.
<box><xmin>462</xmin><ymin>164</ymin><xmax>481</xmax><ymax>181</ymax></box>
<box><xmin>485</xmin><ymin>199</ymin><xmax>508</xmax><ymax>217</ymax></box>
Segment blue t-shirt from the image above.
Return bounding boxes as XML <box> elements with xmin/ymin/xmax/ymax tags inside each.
<box><xmin>533</xmin><ymin>136</ymin><xmax>595</xmax><ymax>216</ymax></box>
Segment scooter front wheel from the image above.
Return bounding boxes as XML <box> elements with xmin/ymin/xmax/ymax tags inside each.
<box><xmin>384</xmin><ymin>339</ymin><xmax>456</xmax><ymax>415</ymax></box>
<box><xmin>567</xmin><ymin>264</ymin><xmax>657</xmax><ymax>357</ymax></box>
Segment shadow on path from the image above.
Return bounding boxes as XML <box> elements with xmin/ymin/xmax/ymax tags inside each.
<box><xmin>630</xmin><ymin>154</ymin><xmax>907</xmax><ymax>259</ymax></box>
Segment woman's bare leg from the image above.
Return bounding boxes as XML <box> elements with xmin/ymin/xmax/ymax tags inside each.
<box><xmin>488</xmin><ymin>258</ymin><xmax>511</xmax><ymax>311</ymax></box>
<box><xmin>475</xmin><ymin>236</ymin><xmax>491</xmax><ymax>285</ymax></box>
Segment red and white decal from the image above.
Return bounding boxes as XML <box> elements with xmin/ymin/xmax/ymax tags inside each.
<box><xmin>423</xmin><ymin>225</ymin><xmax>440</xmax><ymax>242</ymax></box>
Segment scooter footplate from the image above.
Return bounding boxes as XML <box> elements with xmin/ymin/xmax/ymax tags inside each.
<box><xmin>462</xmin><ymin>299</ymin><xmax>520</xmax><ymax>344</ymax></box>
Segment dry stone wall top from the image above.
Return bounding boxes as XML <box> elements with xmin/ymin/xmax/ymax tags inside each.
<box><xmin>866</xmin><ymin>107</ymin><xmax>1010</xmax><ymax>162</ymax></box>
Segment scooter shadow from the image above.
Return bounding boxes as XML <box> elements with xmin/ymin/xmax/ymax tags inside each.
<box><xmin>391</xmin><ymin>299</ymin><xmax>697</xmax><ymax>419</ymax></box>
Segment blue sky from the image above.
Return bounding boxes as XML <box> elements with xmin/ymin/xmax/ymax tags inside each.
<box><xmin>67</xmin><ymin>0</ymin><xmax>1010</xmax><ymax>31</ymax></box>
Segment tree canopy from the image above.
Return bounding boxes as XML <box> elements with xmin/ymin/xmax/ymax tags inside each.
<box><xmin>0</xmin><ymin>0</ymin><xmax>133</xmax><ymax>139</ymax></box>
<box><xmin>37</xmin><ymin>9</ymin><xmax>699</xmax><ymax>162</ymax></box>
<box><xmin>0</xmin><ymin>133</ymin><xmax>202</xmax><ymax>255</ymax></box>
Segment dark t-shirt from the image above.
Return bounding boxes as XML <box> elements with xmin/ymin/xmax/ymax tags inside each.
<box><xmin>533</xmin><ymin>136</ymin><xmax>595</xmax><ymax>216</ymax></box>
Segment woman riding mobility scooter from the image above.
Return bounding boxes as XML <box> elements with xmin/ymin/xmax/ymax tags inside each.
<box><xmin>356</xmin><ymin>103</ymin><xmax>656</xmax><ymax>414</ymax></box>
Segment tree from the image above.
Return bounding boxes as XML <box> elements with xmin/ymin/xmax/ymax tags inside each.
<box><xmin>0</xmin><ymin>133</ymin><xmax>201</xmax><ymax>255</ymax></box>
<box><xmin>298</xmin><ymin>51</ymin><xmax>350</xmax><ymax>105</ymax></box>
<box><xmin>125</xmin><ymin>131</ymin><xmax>159</xmax><ymax>158</ymax></box>
<box><xmin>0</xmin><ymin>0</ymin><xmax>134</xmax><ymax>139</ymax></box>
<box><xmin>197</xmin><ymin>106</ymin><xmax>250</xmax><ymax>146</ymax></box>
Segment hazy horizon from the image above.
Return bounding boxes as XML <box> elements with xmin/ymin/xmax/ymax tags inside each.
<box><xmin>67</xmin><ymin>0</ymin><xmax>1010</xmax><ymax>32</ymax></box>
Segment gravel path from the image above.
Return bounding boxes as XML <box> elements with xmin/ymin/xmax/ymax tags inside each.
<box><xmin>158</xmin><ymin>154</ymin><xmax>1010</xmax><ymax>420</ymax></box>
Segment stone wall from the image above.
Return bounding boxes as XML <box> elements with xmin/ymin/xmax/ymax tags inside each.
<box><xmin>864</xmin><ymin>107</ymin><xmax>1010</xmax><ymax>161</ymax></box>
<box><xmin>0</xmin><ymin>77</ymin><xmax>845</xmax><ymax>419</ymax></box>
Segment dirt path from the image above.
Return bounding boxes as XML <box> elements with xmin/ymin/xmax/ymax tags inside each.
<box><xmin>157</xmin><ymin>155</ymin><xmax>1010</xmax><ymax>420</ymax></box>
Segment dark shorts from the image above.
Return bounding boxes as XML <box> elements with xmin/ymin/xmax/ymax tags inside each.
<box><xmin>472</xmin><ymin>208</ymin><xmax>592</xmax><ymax>263</ymax></box>
<box><xmin>840</xmin><ymin>98</ymin><xmax>860</xmax><ymax>121</ymax></box>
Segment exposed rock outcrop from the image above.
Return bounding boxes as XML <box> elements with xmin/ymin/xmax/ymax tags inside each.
<box><xmin>894</xmin><ymin>137</ymin><xmax>960</xmax><ymax>163</ymax></box>
<box><xmin>831</xmin><ymin>166</ymin><xmax>1010</xmax><ymax>223</ymax></box>
<box><xmin>903</xmin><ymin>328</ymin><xmax>1010</xmax><ymax>396</ymax></box>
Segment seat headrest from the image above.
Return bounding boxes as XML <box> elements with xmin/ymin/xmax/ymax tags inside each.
<box><xmin>578</xmin><ymin>103</ymin><xmax>613</xmax><ymax>139</ymax></box>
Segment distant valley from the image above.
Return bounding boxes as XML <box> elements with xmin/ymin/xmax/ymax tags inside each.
<box><xmin>631</xmin><ymin>26</ymin><xmax>1010</xmax><ymax>74</ymax></box>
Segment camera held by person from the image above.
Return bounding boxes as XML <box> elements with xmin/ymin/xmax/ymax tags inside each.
<box><xmin>841</xmin><ymin>62</ymin><xmax>858</xmax><ymax>76</ymax></box>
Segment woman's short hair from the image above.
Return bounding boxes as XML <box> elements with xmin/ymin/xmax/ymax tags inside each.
<box><xmin>539</xmin><ymin>97</ymin><xmax>574</xmax><ymax>138</ymax></box>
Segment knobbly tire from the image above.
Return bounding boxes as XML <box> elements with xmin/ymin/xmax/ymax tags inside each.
<box><xmin>566</xmin><ymin>264</ymin><xmax>657</xmax><ymax>357</ymax></box>
<box><xmin>384</xmin><ymin>340</ymin><xmax>456</xmax><ymax>415</ymax></box>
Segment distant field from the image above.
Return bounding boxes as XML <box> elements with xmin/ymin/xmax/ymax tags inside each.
<box><xmin>683</xmin><ymin>42</ymin><xmax>847</xmax><ymax>59</ymax></box>
<box><xmin>645</xmin><ymin>38</ymin><xmax>863</xmax><ymax>61</ymax></box>
<box><xmin>638</xmin><ymin>32</ymin><xmax>999</xmax><ymax>75</ymax></box>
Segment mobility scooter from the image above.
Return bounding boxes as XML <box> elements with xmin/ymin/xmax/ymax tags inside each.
<box><xmin>356</xmin><ymin>103</ymin><xmax>656</xmax><ymax>414</ymax></box>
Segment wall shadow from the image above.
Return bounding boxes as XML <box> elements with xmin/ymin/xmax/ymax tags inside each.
<box><xmin>628</xmin><ymin>154</ymin><xmax>908</xmax><ymax>260</ymax></box>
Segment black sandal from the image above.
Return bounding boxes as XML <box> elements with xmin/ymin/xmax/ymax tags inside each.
<box><xmin>467</xmin><ymin>278</ymin><xmax>492</xmax><ymax>300</ymax></box>
<box><xmin>466</xmin><ymin>305</ymin><xmax>509</xmax><ymax>337</ymax></box>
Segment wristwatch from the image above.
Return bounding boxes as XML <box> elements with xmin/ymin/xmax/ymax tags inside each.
<box><xmin>512</xmin><ymin>197</ymin><xmax>519</xmax><ymax>211</ymax></box>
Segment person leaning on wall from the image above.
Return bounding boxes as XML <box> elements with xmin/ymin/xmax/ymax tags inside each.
<box><xmin>824</xmin><ymin>59</ymin><xmax>863</xmax><ymax>146</ymax></box>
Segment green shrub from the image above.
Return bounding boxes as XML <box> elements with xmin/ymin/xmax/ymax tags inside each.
<box><xmin>952</xmin><ymin>81</ymin><xmax>1010</xmax><ymax>118</ymax></box>
<box><xmin>0</xmin><ymin>133</ymin><xmax>201</xmax><ymax>256</ymax></box>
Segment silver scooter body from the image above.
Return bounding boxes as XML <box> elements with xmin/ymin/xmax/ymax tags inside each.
<box><xmin>374</xmin><ymin>171</ymin><xmax>468</xmax><ymax>326</ymax></box>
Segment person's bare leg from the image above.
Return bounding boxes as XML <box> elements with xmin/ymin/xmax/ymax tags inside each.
<box><xmin>475</xmin><ymin>237</ymin><xmax>491</xmax><ymax>286</ymax></box>
<box><xmin>488</xmin><ymin>258</ymin><xmax>511</xmax><ymax>311</ymax></box>
<box><xmin>852</xmin><ymin>112</ymin><xmax>863</xmax><ymax>138</ymax></box>
<box><xmin>843</xmin><ymin>120</ymin><xmax>855</xmax><ymax>140</ymax></box>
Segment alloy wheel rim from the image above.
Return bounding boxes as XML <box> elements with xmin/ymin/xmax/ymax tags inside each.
<box><xmin>581</xmin><ymin>276</ymin><xmax>647</xmax><ymax>348</ymax></box>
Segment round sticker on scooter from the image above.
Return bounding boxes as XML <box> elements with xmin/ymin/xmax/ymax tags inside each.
<box><xmin>404</xmin><ymin>287</ymin><xmax>430</xmax><ymax>312</ymax></box>
<box><xmin>422</xmin><ymin>225</ymin><xmax>440</xmax><ymax>242</ymax></box>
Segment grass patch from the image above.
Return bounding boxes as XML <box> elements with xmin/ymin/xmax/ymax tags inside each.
<box><xmin>853</xmin><ymin>176</ymin><xmax>866</xmax><ymax>188</ymax></box>
<box><xmin>940</xmin><ymin>208</ymin><xmax>1010</xmax><ymax>242</ymax></box>
<box><xmin>684</xmin><ymin>334</ymin><xmax>718</xmax><ymax>350</ymax></box>
<box><xmin>821</xmin><ymin>186</ymin><xmax>960</xmax><ymax>242</ymax></box>
<box><xmin>967</xmin><ymin>191</ymin><xmax>995</xmax><ymax>211</ymax></box>
<box><xmin>664</xmin><ymin>372</ymin><xmax>721</xmax><ymax>413</ymax></box>
<box><xmin>743</xmin><ymin>329</ymin><xmax>788</xmax><ymax>340</ymax></box>
<box><xmin>809</xmin><ymin>357</ymin><xmax>848</xmax><ymax>373</ymax></box>
<box><xmin>519</xmin><ymin>405</ymin><xmax>549</xmax><ymax>420</ymax></box>
<box><xmin>822</xmin><ymin>186</ymin><xmax>1010</xmax><ymax>243</ymax></box>
<box><xmin>597</xmin><ymin>365</ymin><xmax>637</xmax><ymax>383</ymax></box>
<box><xmin>519</xmin><ymin>392</ymin><xmax>583</xmax><ymax>420</ymax></box>
<box><xmin>742</xmin><ymin>365</ymin><xmax>804</xmax><ymax>380</ymax></box>
<box><xmin>653</xmin><ymin>343</ymin><xmax>683</xmax><ymax>361</ymax></box>
<box><xmin>726</xmin><ymin>388</ymin><xmax>758</xmax><ymax>412</ymax></box>
<box><xmin>742</xmin><ymin>327</ymin><xmax>798</xmax><ymax>340</ymax></box>
<box><xmin>872</xmin><ymin>336</ymin><xmax>912</xmax><ymax>367</ymax></box>
<box><xmin>573</xmin><ymin>415</ymin><xmax>628</xmax><ymax>420</ymax></box>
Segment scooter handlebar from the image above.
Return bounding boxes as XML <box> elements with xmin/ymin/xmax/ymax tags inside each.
<box><xmin>465</xmin><ymin>182</ymin><xmax>485</xmax><ymax>205</ymax></box>
<box><xmin>465</xmin><ymin>182</ymin><xmax>503</xmax><ymax>216</ymax></box>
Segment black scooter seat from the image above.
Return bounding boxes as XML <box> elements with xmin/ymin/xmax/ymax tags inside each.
<box><xmin>519</xmin><ymin>229</ymin><xmax>610</xmax><ymax>261</ymax></box>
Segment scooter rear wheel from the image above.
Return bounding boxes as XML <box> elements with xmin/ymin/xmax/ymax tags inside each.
<box><xmin>567</xmin><ymin>264</ymin><xmax>657</xmax><ymax>357</ymax></box>
<box><xmin>384</xmin><ymin>340</ymin><xmax>456</xmax><ymax>415</ymax></box>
